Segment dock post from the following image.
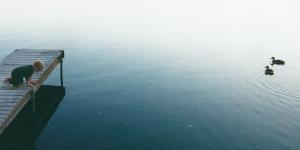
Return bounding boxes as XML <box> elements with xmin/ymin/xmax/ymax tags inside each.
<box><xmin>60</xmin><ymin>58</ymin><xmax>64</xmax><ymax>87</ymax></box>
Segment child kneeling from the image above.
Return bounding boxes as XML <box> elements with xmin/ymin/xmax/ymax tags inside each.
<box><xmin>3</xmin><ymin>61</ymin><xmax>44</xmax><ymax>87</ymax></box>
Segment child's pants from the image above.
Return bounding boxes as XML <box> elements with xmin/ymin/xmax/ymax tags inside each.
<box><xmin>8</xmin><ymin>74</ymin><xmax>24</xmax><ymax>86</ymax></box>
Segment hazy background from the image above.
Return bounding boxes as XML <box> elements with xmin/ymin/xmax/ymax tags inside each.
<box><xmin>1</xmin><ymin>0</ymin><xmax>300</xmax><ymax>50</ymax></box>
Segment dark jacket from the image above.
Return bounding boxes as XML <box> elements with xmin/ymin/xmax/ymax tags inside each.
<box><xmin>10</xmin><ymin>65</ymin><xmax>34</xmax><ymax>86</ymax></box>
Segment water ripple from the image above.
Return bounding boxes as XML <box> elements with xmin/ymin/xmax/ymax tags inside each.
<box><xmin>248</xmin><ymin>61</ymin><xmax>300</xmax><ymax>109</ymax></box>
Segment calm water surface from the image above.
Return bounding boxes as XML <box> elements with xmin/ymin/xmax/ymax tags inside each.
<box><xmin>1</xmin><ymin>0</ymin><xmax>300</xmax><ymax>149</ymax></box>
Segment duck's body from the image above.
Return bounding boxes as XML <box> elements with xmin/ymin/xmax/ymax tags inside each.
<box><xmin>265</xmin><ymin>66</ymin><xmax>274</xmax><ymax>75</ymax></box>
<box><xmin>271</xmin><ymin>57</ymin><xmax>285</xmax><ymax>65</ymax></box>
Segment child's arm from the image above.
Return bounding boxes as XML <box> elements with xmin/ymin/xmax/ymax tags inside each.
<box><xmin>30</xmin><ymin>80</ymin><xmax>36</xmax><ymax>85</ymax></box>
<box><xmin>26</xmin><ymin>76</ymin><xmax>36</xmax><ymax>86</ymax></box>
<box><xmin>26</xmin><ymin>76</ymin><xmax>31</xmax><ymax>84</ymax></box>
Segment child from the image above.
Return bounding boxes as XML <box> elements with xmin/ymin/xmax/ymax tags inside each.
<box><xmin>3</xmin><ymin>60</ymin><xmax>44</xmax><ymax>87</ymax></box>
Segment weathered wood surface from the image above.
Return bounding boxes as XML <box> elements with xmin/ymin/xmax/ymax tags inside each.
<box><xmin>0</xmin><ymin>49</ymin><xmax>64</xmax><ymax>134</ymax></box>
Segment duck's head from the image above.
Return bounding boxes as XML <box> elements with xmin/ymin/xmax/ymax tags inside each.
<box><xmin>271</xmin><ymin>57</ymin><xmax>275</xmax><ymax>60</ymax></box>
<box><xmin>265</xmin><ymin>66</ymin><xmax>269</xmax><ymax>69</ymax></box>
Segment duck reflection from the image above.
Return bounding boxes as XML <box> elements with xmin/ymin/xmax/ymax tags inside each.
<box><xmin>0</xmin><ymin>85</ymin><xmax>65</xmax><ymax>150</ymax></box>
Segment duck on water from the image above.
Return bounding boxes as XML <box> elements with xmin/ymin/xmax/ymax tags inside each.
<box><xmin>271</xmin><ymin>57</ymin><xmax>285</xmax><ymax>65</ymax></box>
<box><xmin>265</xmin><ymin>66</ymin><xmax>274</xmax><ymax>75</ymax></box>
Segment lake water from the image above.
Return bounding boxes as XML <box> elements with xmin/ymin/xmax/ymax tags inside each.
<box><xmin>1</xmin><ymin>0</ymin><xmax>300</xmax><ymax>149</ymax></box>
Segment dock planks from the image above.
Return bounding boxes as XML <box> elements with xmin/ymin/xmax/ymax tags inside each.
<box><xmin>0</xmin><ymin>49</ymin><xmax>64</xmax><ymax>134</ymax></box>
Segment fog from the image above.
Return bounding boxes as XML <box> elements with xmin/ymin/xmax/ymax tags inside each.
<box><xmin>0</xmin><ymin>0</ymin><xmax>299</xmax><ymax>54</ymax></box>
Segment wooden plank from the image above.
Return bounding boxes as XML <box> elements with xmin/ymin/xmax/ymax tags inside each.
<box><xmin>0</xmin><ymin>64</ymin><xmax>25</xmax><ymax>67</ymax></box>
<box><xmin>2</xmin><ymin>58</ymin><xmax>54</xmax><ymax>61</ymax></box>
<box><xmin>1</xmin><ymin>62</ymin><xmax>51</xmax><ymax>65</ymax></box>
<box><xmin>0</xmin><ymin>91</ymin><xmax>27</xmax><ymax>94</ymax></box>
<box><xmin>0</xmin><ymin>77</ymin><xmax>39</xmax><ymax>81</ymax></box>
<box><xmin>1</xmin><ymin>58</ymin><xmax>53</xmax><ymax>61</ymax></box>
<box><xmin>0</xmin><ymin>110</ymin><xmax>11</xmax><ymax>115</ymax></box>
<box><xmin>0</xmin><ymin>101</ymin><xmax>19</xmax><ymax>104</ymax></box>
<box><xmin>8</xmin><ymin>52</ymin><xmax>59</xmax><ymax>55</ymax></box>
<box><xmin>3</xmin><ymin>60</ymin><xmax>47</xmax><ymax>64</ymax></box>
<box><xmin>0</xmin><ymin>89</ymin><xmax>28</xmax><ymax>92</ymax></box>
<box><xmin>0</xmin><ymin>96</ymin><xmax>24</xmax><ymax>99</ymax></box>
<box><xmin>1</xmin><ymin>63</ymin><xmax>51</xmax><ymax>66</ymax></box>
<box><xmin>5</xmin><ymin>53</ymin><xmax>59</xmax><ymax>56</ymax></box>
<box><xmin>0</xmin><ymin>62</ymin><xmax>53</xmax><ymax>65</ymax></box>
<box><xmin>4</xmin><ymin>56</ymin><xmax>59</xmax><ymax>60</ymax></box>
<box><xmin>0</xmin><ymin>86</ymin><xmax>32</xmax><ymax>90</ymax></box>
<box><xmin>0</xmin><ymin>107</ymin><xmax>14</xmax><ymax>111</ymax></box>
<box><xmin>0</xmin><ymin>100</ymin><xmax>19</xmax><ymax>103</ymax></box>
<box><xmin>0</xmin><ymin>99</ymin><xmax>20</xmax><ymax>102</ymax></box>
<box><xmin>0</xmin><ymin>92</ymin><xmax>28</xmax><ymax>95</ymax></box>
<box><xmin>13</xmin><ymin>50</ymin><xmax>61</xmax><ymax>53</ymax></box>
<box><xmin>3</xmin><ymin>61</ymin><xmax>52</xmax><ymax>64</ymax></box>
<box><xmin>5</xmin><ymin>53</ymin><xmax>60</xmax><ymax>56</ymax></box>
<box><xmin>2</xmin><ymin>57</ymin><xmax>56</xmax><ymax>61</ymax></box>
<box><xmin>0</xmin><ymin>65</ymin><xmax>26</xmax><ymax>67</ymax></box>
<box><xmin>0</xmin><ymin>94</ymin><xmax>27</xmax><ymax>98</ymax></box>
<box><xmin>0</xmin><ymin>98</ymin><xmax>20</xmax><ymax>101</ymax></box>
<box><xmin>0</xmin><ymin>115</ymin><xmax>8</xmax><ymax>119</ymax></box>
<box><xmin>3</xmin><ymin>54</ymin><xmax>61</xmax><ymax>61</ymax></box>
<box><xmin>12</xmin><ymin>49</ymin><xmax>60</xmax><ymax>52</ymax></box>
<box><xmin>0</xmin><ymin>103</ymin><xmax>17</xmax><ymax>106</ymax></box>
<box><xmin>10</xmin><ymin>53</ymin><xmax>61</xmax><ymax>56</ymax></box>
<box><xmin>6</xmin><ymin>53</ymin><xmax>60</xmax><ymax>57</ymax></box>
<box><xmin>0</xmin><ymin>94</ymin><xmax>27</xmax><ymax>96</ymax></box>
<box><xmin>15</xmin><ymin>49</ymin><xmax>63</xmax><ymax>52</ymax></box>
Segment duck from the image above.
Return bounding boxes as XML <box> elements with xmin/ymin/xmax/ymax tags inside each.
<box><xmin>265</xmin><ymin>66</ymin><xmax>274</xmax><ymax>75</ymax></box>
<box><xmin>271</xmin><ymin>57</ymin><xmax>285</xmax><ymax>65</ymax></box>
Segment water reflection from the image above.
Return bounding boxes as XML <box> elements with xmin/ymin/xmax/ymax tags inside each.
<box><xmin>0</xmin><ymin>85</ymin><xmax>65</xmax><ymax>150</ymax></box>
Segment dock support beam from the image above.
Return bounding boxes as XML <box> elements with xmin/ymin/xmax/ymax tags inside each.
<box><xmin>60</xmin><ymin>59</ymin><xmax>64</xmax><ymax>87</ymax></box>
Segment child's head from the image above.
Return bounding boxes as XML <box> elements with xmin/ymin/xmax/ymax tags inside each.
<box><xmin>33</xmin><ymin>60</ymin><xmax>44</xmax><ymax>72</ymax></box>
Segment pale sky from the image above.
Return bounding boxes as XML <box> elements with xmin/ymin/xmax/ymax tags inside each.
<box><xmin>0</xmin><ymin>0</ymin><xmax>299</xmax><ymax>52</ymax></box>
<box><xmin>0</xmin><ymin>0</ymin><xmax>299</xmax><ymax>29</ymax></box>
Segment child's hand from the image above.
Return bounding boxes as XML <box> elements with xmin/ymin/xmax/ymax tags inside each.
<box><xmin>30</xmin><ymin>81</ymin><xmax>37</xmax><ymax>86</ymax></box>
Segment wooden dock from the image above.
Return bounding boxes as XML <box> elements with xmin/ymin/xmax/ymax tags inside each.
<box><xmin>0</xmin><ymin>49</ymin><xmax>64</xmax><ymax>134</ymax></box>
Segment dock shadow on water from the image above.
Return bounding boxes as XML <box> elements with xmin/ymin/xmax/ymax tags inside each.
<box><xmin>0</xmin><ymin>85</ymin><xmax>65</xmax><ymax>150</ymax></box>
